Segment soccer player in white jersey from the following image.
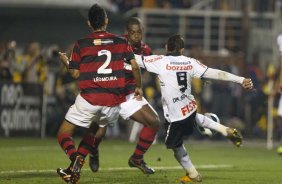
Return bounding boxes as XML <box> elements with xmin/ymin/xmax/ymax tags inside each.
<box><xmin>134</xmin><ymin>34</ymin><xmax>253</xmax><ymax>182</ymax></box>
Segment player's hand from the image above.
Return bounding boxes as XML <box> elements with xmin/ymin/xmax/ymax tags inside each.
<box><xmin>242</xmin><ymin>78</ymin><xmax>253</xmax><ymax>89</ymax></box>
<box><xmin>134</xmin><ymin>87</ymin><xmax>143</xmax><ymax>101</ymax></box>
<box><xmin>58</xmin><ymin>52</ymin><xmax>69</xmax><ymax>66</ymax></box>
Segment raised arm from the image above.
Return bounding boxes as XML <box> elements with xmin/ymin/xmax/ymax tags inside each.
<box><xmin>202</xmin><ymin>68</ymin><xmax>253</xmax><ymax>90</ymax></box>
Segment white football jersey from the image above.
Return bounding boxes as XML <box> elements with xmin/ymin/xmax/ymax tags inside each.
<box><xmin>135</xmin><ymin>54</ymin><xmax>208</xmax><ymax>123</ymax></box>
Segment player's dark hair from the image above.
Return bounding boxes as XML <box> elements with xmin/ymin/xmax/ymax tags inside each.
<box><xmin>166</xmin><ymin>34</ymin><xmax>184</xmax><ymax>52</ymax></box>
<box><xmin>88</xmin><ymin>4</ymin><xmax>107</xmax><ymax>30</ymax></box>
<box><xmin>126</xmin><ymin>17</ymin><xmax>142</xmax><ymax>30</ymax></box>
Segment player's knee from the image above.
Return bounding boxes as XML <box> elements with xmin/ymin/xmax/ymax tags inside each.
<box><xmin>147</xmin><ymin>116</ymin><xmax>160</xmax><ymax>129</ymax></box>
<box><xmin>95</xmin><ymin>127</ymin><xmax>107</xmax><ymax>141</ymax></box>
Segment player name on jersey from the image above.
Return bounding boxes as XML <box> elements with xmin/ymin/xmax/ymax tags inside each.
<box><xmin>93</xmin><ymin>76</ymin><xmax>118</xmax><ymax>82</ymax></box>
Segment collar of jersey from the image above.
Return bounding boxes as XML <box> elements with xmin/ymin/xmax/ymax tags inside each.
<box><xmin>166</xmin><ymin>52</ymin><xmax>181</xmax><ymax>56</ymax></box>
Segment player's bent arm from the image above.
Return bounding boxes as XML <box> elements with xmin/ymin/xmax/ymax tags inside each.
<box><xmin>202</xmin><ymin>68</ymin><xmax>253</xmax><ymax>89</ymax></box>
<box><xmin>58</xmin><ymin>52</ymin><xmax>80</xmax><ymax>79</ymax></box>
<box><xmin>130</xmin><ymin>58</ymin><xmax>142</xmax><ymax>88</ymax></box>
<box><xmin>68</xmin><ymin>69</ymin><xmax>80</xmax><ymax>79</ymax></box>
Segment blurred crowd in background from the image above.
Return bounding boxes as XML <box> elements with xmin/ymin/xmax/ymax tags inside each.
<box><xmin>107</xmin><ymin>0</ymin><xmax>276</xmax><ymax>12</ymax></box>
<box><xmin>1</xmin><ymin>39</ymin><xmax>281</xmax><ymax>141</ymax></box>
<box><xmin>0</xmin><ymin>0</ymin><xmax>281</xmax><ymax>142</ymax></box>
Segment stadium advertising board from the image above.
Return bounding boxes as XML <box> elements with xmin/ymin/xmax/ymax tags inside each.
<box><xmin>0</xmin><ymin>82</ymin><xmax>43</xmax><ymax>137</ymax></box>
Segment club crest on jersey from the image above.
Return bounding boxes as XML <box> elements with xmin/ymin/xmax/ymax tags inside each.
<box><xmin>166</xmin><ymin>64</ymin><xmax>192</xmax><ymax>70</ymax></box>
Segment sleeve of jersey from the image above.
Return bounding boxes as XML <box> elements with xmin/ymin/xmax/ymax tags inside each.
<box><xmin>202</xmin><ymin>68</ymin><xmax>244</xmax><ymax>84</ymax></box>
<box><xmin>134</xmin><ymin>54</ymin><xmax>145</xmax><ymax>68</ymax></box>
<box><xmin>136</xmin><ymin>55</ymin><xmax>162</xmax><ymax>74</ymax></box>
<box><xmin>69</xmin><ymin>42</ymin><xmax>81</xmax><ymax>69</ymax></box>
<box><xmin>190</xmin><ymin>58</ymin><xmax>208</xmax><ymax>78</ymax></box>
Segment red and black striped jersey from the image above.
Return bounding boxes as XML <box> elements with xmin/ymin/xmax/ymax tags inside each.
<box><xmin>69</xmin><ymin>31</ymin><xmax>134</xmax><ymax>106</ymax></box>
<box><xmin>124</xmin><ymin>40</ymin><xmax>152</xmax><ymax>95</ymax></box>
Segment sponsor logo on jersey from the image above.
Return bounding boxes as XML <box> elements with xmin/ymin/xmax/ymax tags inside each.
<box><xmin>93</xmin><ymin>39</ymin><xmax>114</xmax><ymax>46</ymax></box>
<box><xmin>181</xmin><ymin>100</ymin><xmax>197</xmax><ymax>116</ymax></box>
<box><xmin>166</xmin><ymin>64</ymin><xmax>192</xmax><ymax>71</ymax></box>
<box><xmin>172</xmin><ymin>94</ymin><xmax>188</xmax><ymax>103</ymax></box>
<box><xmin>144</xmin><ymin>56</ymin><xmax>163</xmax><ymax>63</ymax></box>
<box><xmin>169</xmin><ymin>61</ymin><xmax>190</xmax><ymax>65</ymax></box>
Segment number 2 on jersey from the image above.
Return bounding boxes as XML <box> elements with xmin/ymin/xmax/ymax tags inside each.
<box><xmin>176</xmin><ymin>72</ymin><xmax>188</xmax><ymax>93</ymax></box>
<box><xmin>97</xmin><ymin>50</ymin><xmax>112</xmax><ymax>74</ymax></box>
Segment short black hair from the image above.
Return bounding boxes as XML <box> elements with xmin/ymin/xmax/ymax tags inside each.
<box><xmin>88</xmin><ymin>4</ymin><xmax>107</xmax><ymax>30</ymax></box>
<box><xmin>166</xmin><ymin>34</ymin><xmax>184</xmax><ymax>52</ymax></box>
<box><xmin>126</xmin><ymin>17</ymin><xmax>142</xmax><ymax>30</ymax></box>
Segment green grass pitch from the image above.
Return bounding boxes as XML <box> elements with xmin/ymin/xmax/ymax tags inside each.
<box><xmin>0</xmin><ymin>138</ymin><xmax>281</xmax><ymax>184</ymax></box>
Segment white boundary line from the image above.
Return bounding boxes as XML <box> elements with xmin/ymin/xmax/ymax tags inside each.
<box><xmin>0</xmin><ymin>164</ymin><xmax>233</xmax><ymax>174</ymax></box>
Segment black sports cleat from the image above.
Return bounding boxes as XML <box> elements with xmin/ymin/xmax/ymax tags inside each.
<box><xmin>57</xmin><ymin>168</ymin><xmax>72</xmax><ymax>183</ymax></box>
<box><xmin>128</xmin><ymin>158</ymin><xmax>155</xmax><ymax>174</ymax></box>
<box><xmin>89</xmin><ymin>150</ymin><xmax>99</xmax><ymax>172</ymax></box>
<box><xmin>70</xmin><ymin>155</ymin><xmax>85</xmax><ymax>184</ymax></box>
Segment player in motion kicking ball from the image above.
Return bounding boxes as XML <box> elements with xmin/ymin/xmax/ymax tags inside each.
<box><xmin>134</xmin><ymin>34</ymin><xmax>253</xmax><ymax>182</ymax></box>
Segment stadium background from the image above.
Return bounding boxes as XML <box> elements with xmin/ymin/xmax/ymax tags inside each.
<box><xmin>1</xmin><ymin>1</ymin><xmax>282</xmax><ymax>184</ymax></box>
<box><xmin>1</xmin><ymin>0</ymin><xmax>281</xmax><ymax>142</ymax></box>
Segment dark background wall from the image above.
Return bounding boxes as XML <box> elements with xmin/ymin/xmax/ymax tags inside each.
<box><xmin>0</xmin><ymin>7</ymin><xmax>125</xmax><ymax>47</ymax></box>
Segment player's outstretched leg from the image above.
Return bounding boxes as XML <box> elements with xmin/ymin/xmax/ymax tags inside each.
<box><xmin>173</xmin><ymin>145</ymin><xmax>202</xmax><ymax>182</ymax></box>
<box><xmin>128</xmin><ymin>104</ymin><xmax>159</xmax><ymax>174</ymax></box>
<box><xmin>195</xmin><ymin>113</ymin><xmax>243</xmax><ymax>147</ymax></box>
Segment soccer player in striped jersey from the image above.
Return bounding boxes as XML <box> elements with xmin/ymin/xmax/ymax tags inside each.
<box><xmin>88</xmin><ymin>17</ymin><xmax>159</xmax><ymax>174</ymax></box>
<box><xmin>134</xmin><ymin>34</ymin><xmax>253</xmax><ymax>182</ymax></box>
<box><xmin>56</xmin><ymin>4</ymin><xmax>143</xmax><ymax>184</ymax></box>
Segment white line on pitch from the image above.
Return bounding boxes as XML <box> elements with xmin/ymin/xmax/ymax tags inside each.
<box><xmin>0</xmin><ymin>164</ymin><xmax>233</xmax><ymax>174</ymax></box>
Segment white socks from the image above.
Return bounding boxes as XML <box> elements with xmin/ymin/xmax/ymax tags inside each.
<box><xmin>173</xmin><ymin>145</ymin><xmax>198</xmax><ymax>178</ymax></box>
<box><xmin>195</xmin><ymin>113</ymin><xmax>228</xmax><ymax>136</ymax></box>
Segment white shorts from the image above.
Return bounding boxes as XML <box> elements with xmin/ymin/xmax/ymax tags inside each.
<box><xmin>65</xmin><ymin>94</ymin><xmax>120</xmax><ymax>128</ymax></box>
<box><xmin>119</xmin><ymin>93</ymin><xmax>149</xmax><ymax>120</ymax></box>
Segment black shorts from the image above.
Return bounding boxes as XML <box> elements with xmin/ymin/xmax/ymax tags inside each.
<box><xmin>164</xmin><ymin>112</ymin><xmax>196</xmax><ymax>149</ymax></box>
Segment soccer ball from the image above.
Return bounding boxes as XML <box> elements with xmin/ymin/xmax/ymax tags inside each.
<box><xmin>196</xmin><ymin>113</ymin><xmax>221</xmax><ymax>137</ymax></box>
